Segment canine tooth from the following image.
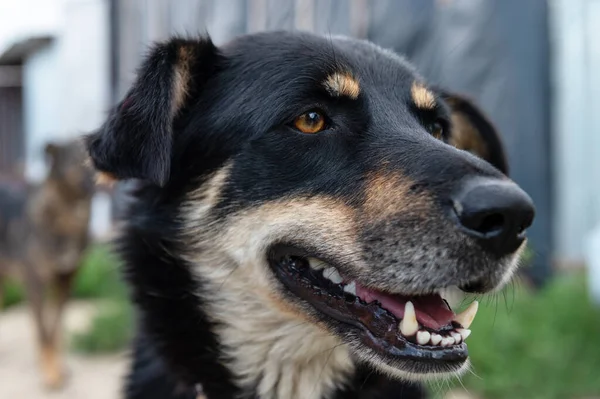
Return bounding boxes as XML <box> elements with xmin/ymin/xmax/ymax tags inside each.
<box><xmin>343</xmin><ymin>281</ymin><xmax>357</xmax><ymax>295</ymax></box>
<box><xmin>323</xmin><ymin>268</ymin><xmax>343</xmax><ymax>284</ymax></box>
<box><xmin>308</xmin><ymin>258</ymin><xmax>327</xmax><ymax>270</ymax></box>
<box><xmin>441</xmin><ymin>337</ymin><xmax>454</xmax><ymax>347</ymax></box>
<box><xmin>453</xmin><ymin>300</ymin><xmax>479</xmax><ymax>329</ymax></box>
<box><xmin>431</xmin><ymin>333</ymin><xmax>443</xmax><ymax>345</ymax></box>
<box><xmin>457</xmin><ymin>328</ymin><xmax>471</xmax><ymax>341</ymax></box>
<box><xmin>450</xmin><ymin>331</ymin><xmax>462</xmax><ymax>344</ymax></box>
<box><xmin>399</xmin><ymin>301</ymin><xmax>419</xmax><ymax>336</ymax></box>
<box><xmin>416</xmin><ymin>330</ymin><xmax>431</xmax><ymax>345</ymax></box>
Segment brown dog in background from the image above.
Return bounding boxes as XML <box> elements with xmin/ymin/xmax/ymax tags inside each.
<box><xmin>0</xmin><ymin>140</ymin><xmax>95</xmax><ymax>389</ymax></box>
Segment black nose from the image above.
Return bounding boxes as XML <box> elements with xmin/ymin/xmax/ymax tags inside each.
<box><xmin>452</xmin><ymin>179</ymin><xmax>535</xmax><ymax>256</ymax></box>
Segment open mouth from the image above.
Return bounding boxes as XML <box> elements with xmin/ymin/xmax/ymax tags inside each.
<box><xmin>268</xmin><ymin>246</ymin><xmax>479</xmax><ymax>373</ymax></box>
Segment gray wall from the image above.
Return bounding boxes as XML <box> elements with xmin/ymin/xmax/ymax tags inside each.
<box><xmin>112</xmin><ymin>0</ymin><xmax>552</xmax><ymax>285</ymax></box>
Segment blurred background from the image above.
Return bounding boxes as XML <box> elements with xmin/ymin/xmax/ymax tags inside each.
<box><xmin>0</xmin><ymin>0</ymin><xmax>598</xmax><ymax>398</ymax></box>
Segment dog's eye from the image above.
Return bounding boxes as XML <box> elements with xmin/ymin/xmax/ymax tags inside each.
<box><xmin>429</xmin><ymin>119</ymin><xmax>445</xmax><ymax>140</ymax></box>
<box><xmin>293</xmin><ymin>110</ymin><xmax>327</xmax><ymax>134</ymax></box>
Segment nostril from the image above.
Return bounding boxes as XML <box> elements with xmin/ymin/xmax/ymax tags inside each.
<box><xmin>452</xmin><ymin>202</ymin><xmax>507</xmax><ymax>238</ymax></box>
<box><xmin>455</xmin><ymin>209</ymin><xmax>507</xmax><ymax>237</ymax></box>
<box><xmin>474</xmin><ymin>212</ymin><xmax>505</xmax><ymax>236</ymax></box>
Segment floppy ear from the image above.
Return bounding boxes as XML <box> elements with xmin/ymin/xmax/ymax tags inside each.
<box><xmin>440</xmin><ymin>92</ymin><xmax>509</xmax><ymax>175</ymax></box>
<box><xmin>85</xmin><ymin>37</ymin><xmax>220</xmax><ymax>187</ymax></box>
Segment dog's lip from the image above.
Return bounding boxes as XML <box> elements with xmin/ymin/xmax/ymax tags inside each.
<box><xmin>267</xmin><ymin>244</ymin><xmax>471</xmax><ymax>367</ymax></box>
<box><xmin>310</xmin><ymin>290</ymin><xmax>469</xmax><ymax>363</ymax></box>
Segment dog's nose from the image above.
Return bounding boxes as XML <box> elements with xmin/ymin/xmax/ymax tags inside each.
<box><xmin>452</xmin><ymin>179</ymin><xmax>535</xmax><ymax>256</ymax></box>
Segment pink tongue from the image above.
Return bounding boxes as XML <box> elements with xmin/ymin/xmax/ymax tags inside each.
<box><xmin>355</xmin><ymin>283</ymin><xmax>454</xmax><ymax>330</ymax></box>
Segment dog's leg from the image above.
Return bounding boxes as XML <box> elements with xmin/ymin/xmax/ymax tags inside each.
<box><xmin>48</xmin><ymin>272</ymin><xmax>75</xmax><ymax>338</ymax></box>
<box><xmin>39</xmin><ymin>271</ymin><xmax>76</xmax><ymax>389</ymax></box>
<box><xmin>22</xmin><ymin>264</ymin><xmax>65</xmax><ymax>389</ymax></box>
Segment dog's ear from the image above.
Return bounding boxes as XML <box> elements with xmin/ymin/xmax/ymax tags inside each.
<box><xmin>85</xmin><ymin>37</ymin><xmax>219</xmax><ymax>187</ymax></box>
<box><xmin>440</xmin><ymin>92</ymin><xmax>509</xmax><ymax>175</ymax></box>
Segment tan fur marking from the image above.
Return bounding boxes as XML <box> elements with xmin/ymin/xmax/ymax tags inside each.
<box><xmin>449</xmin><ymin>112</ymin><xmax>489</xmax><ymax>159</ymax></box>
<box><xmin>172</xmin><ymin>45</ymin><xmax>194</xmax><ymax>116</ymax></box>
<box><xmin>363</xmin><ymin>171</ymin><xmax>432</xmax><ymax>219</ymax></box>
<box><xmin>95</xmin><ymin>171</ymin><xmax>117</xmax><ymax>187</ymax></box>
<box><xmin>411</xmin><ymin>81</ymin><xmax>436</xmax><ymax>109</ymax></box>
<box><xmin>184</xmin><ymin>162</ymin><xmax>232</xmax><ymax>219</ymax></box>
<box><xmin>40</xmin><ymin>342</ymin><xmax>64</xmax><ymax>389</ymax></box>
<box><xmin>323</xmin><ymin>72</ymin><xmax>360</xmax><ymax>99</ymax></box>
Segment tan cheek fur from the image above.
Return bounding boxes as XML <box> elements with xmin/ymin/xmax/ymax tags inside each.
<box><xmin>180</xmin><ymin>169</ymin><xmax>358</xmax><ymax>399</ymax></box>
<box><xmin>362</xmin><ymin>170</ymin><xmax>433</xmax><ymax>220</ymax></box>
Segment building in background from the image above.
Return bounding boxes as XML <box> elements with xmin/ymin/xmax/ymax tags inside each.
<box><xmin>0</xmin><ymin>0</ymin><xmax>598</xmax><ymax>286</ymax></box>
<box><xmin>0</xmin><ymin>0</ymin><xmax>111</xmax><ymax>238</ymax></box>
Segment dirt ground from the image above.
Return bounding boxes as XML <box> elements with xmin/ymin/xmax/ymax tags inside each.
<box><xmin>0</xmin><ymin>301</ymin><xmax>128</xmax><ymax>399</ymax></box>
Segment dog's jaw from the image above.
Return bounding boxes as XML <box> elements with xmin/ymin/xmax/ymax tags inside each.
<box><xmin>177</xmin><ymin>164</ymin><xmax>509</xmax><ymax>397</ymax></box>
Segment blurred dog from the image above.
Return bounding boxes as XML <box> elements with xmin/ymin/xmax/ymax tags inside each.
<box><xmin>86</xmin><ymin>31</ymin><xmax>534</xmax><ymax>398</ymax></box>
<box><xmin>0</xmin><ymin>140</ymin><xmax>95</xmax><ymax>389</ymax></box>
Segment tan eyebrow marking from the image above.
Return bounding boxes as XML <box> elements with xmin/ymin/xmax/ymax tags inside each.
<box><xmin>323</xmin><ymin>72</ymin><xmax>360</xmax><ymax>100</ymax></box>
<box><xmin>411</xmin><ymin>81</ymin><xmax>436</xmax><ymax>109</ymax></box>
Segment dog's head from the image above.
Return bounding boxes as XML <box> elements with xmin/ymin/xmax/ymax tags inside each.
<box><xmin>87</xmin><ymin>32</ymin><xmax>533</xmax><ymax>382</ymax></box>
<box><xmin>45</xmin><ymin>140</ymin><xmax>95</xmax><ymax>198</ymax></box>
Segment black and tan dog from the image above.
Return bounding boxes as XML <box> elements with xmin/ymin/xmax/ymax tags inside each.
<box><xmin>0</xmin><ymin>140</ymin><xmax>94</xmax><ymax>389</ymax></box>
<box><xmin>86</xmin><ymin>31</ymin><xmax>534</xmax><ymax>399</ymax></box>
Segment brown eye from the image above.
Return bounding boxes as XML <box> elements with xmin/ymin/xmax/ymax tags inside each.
<box><xmin>293</xmin><ymin>111</ymin><xmax>327</xmax><ymax>134</ymax></box>
<box><xmin>430</xmin><ymin>120</ymin><xmax>444</xmax><ymax>140</ymax></box>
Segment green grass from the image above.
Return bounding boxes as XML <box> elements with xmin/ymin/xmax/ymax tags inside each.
<box><xmin>72</xmin><ymin>245</ymin><xmax>126</xmax><ymax>299</ymax></box>
<box><xmin>71</xmin><ymin>298</ymin><xmax>133</xmax><ymax>354</ymax></box>
<box><xmin>430</xmin><ymin>273</ymin><xmax>600</xmax><ymax>399</ymax></box>
<box><xmin>1</xmin><ymin>278</ymin><xmax>25</xmax><ymax>308</ymax></box>
<box><xmin>70</xmin><ymin>244</ymin><xmax>133</xmax><ymax>354</ymax></box>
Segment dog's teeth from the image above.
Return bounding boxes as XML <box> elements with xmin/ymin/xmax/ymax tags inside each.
<box><xmin>308</xmin><ymin>258</ymin><xmax>327</xmax><ymax>270</ymax></box>
<box><xmin>457</xmin><ymin>328</ymin><xmax>471</xmax><ymax>341</ymax></box>
<box><xmin>453</xmin><ymin>300</ymin><xmax>479</xmax><ymax>329</ymax></box>
<box><xmin>399</xmin><ymin>301</ymin><xmax>419</xmax><ymax>336</ymax></box>
<box><xmin>416</xmin><ymin>330</ymin><xmax>431</xmax><ymax>345</ymax></box>
<box><xmin>450</xmin><ymin>331</ymin><xmax>462</xmax><ymax>344</ymax></box>
<box><xmin>323</xmin><ymin>267</ymin><xmax>343</xmax><ymax>284</ymax></box>
<box><xmin>441</xmin><ymin>337</ymin><xmax>454</xmax><ymax>347</ymax></box>
<box><xmin>430</xmin><ymin>333</ymin><xmax>443</xmax><ymax>345</ymax></box>
<box><xmin>343</xmin><ymin>281</ymin><xmax>357</xmax><ymax>295</ymax></box>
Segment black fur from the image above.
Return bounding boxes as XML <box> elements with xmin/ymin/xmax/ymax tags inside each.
<box><xmin>125</xmin><ymin>328</ymin><xmax>197</xmax><ymax>399</ymax></box>
<box><xmin>116</xmin><ymin>183</ymin><xmax>240</xmax><ymax>398</ymax></box>
<box><xmin>86</xmin><ymin>31</ymin><xmax>531</xmax><ymax>398</ymax></box>
<box><xmin>87</xmin><ymin>38</ymin><xmax>220</xmax><ymax>186</ymax></box>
